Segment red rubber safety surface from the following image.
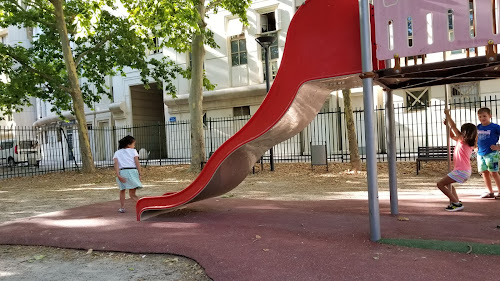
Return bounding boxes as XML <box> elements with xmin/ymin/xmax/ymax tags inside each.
<box><xmin>1</xmin><ymin>194</ymin><xmax>500</xmax><ymax>281</ymax></box>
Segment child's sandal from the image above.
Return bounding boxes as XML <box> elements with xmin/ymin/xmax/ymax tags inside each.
<box><xmin>118</xmin><ymin>208</ymin><xmax>125</xmax><ymax>213</ymax></box>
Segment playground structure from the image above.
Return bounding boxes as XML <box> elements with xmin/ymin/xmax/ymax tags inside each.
<box><xmin>136</xmin><ymin>0</ymin><xmax>500</xmax><ymax>241</ymax></box>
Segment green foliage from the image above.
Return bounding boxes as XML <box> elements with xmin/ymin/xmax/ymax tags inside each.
<box><xmin>124</xmin><ymin>0</ymin><xmax>251</xmax><ymax>51</ymax></box>
<box><xmin>211</xmin><ymin>0</ymin><xmax>251</xmax><ymax>23</ymax></box>
<box><xmin>0</xmin><ymin>0</ymin><xmax>181</xmax><ymax>117</ymax></box>
<box><xmin>122</xmin><ymin>0</ymin><xmax>252</xmax><ymax>91</ymax></box>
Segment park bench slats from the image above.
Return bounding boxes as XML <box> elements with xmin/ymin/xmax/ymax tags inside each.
<box><xmin>416</xmin><ymin>146</ymin><xmax>454</xmax><ymax>175</ymax></box>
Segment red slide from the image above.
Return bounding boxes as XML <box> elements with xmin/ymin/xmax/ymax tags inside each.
<box><xmin>136</xmin><ymin>0</ymin><xmax>376</xmax><ymax>220</ymax></box>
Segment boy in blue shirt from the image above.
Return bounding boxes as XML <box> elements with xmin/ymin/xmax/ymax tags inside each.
<box><xmin>477</xmin><ymin>107</ymin><xmax>500</xmax><ymax>198</ymax></box>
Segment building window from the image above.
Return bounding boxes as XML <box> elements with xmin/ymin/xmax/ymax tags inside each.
<box><xmin>260</xmin><ymin>33</ymin><xmax>279</xmax><ymax>61</ymax></box>
<box><xmin>6</xmin><ymin>114</ymin><xmax>12</xmax><ymax>121</ymax></box>
<box><xmin>0</xmin><ymin>35</ymin><xmax>6</xmax><ymax>44</ymax></box>
<box><xmin>405</xmin><ymin>88</ymin><xmax>429</xmax><ymax>111</ymax></box>
<box><xmin>259</xmin><ymin>10</ymin><xmax>279</xmax><ymax>81</ymax></box>
<box><xmin>261</xmin><ymin>12</ymin><xmax>276</xmax><ymax>33</ymax></box>
<box><xmin>451</xmin><ymin>82</ymin><xmax>479</xmax><ymax>98</ymax></box>
<box><xmin>233</xmin><ymin>106</ymin><xmax>250</xmax><ymax>117</ymax></box>
<box><xmin>230</xmin><ymin>37</ymin><xmax>247</xmax><ymax>66</ymax></box>
<box><xmin>451</xmin><ymin>82</ymin><xmax>480</xmax><ymax>106</ymax></box>
<box><xmin>263</xmin><ymin>61</ymin><xmax>278</xmax><ymax>81</ymax></box>
<box><xmin>260</xmin><ymin>32</ymin><xmax>279</xmax><ymax>81</ymax></box>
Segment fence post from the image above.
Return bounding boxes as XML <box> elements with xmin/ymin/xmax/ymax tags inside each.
<box><xmin>112</xmin><ymin>125</ymin><xmax>117</xmax><ymax>154</ymax></box>
<box><xmin>1</xmin><ymin>126</ymin><xmax>4</xmax><ymax>178</ymax></box>
<box><xmin>158</xmin><ymin>122</ymin><xmax>162</xmax><ymax>166</ymax></box>
<box><xmin>270</xmin><ymin>146</ymin><xmax>275</xmax><ymax>171</ymax></box>
<box><xmin>60</xmin><ymin>127</ymin><xmax>65</xmax><ymax>171</ymax></box>
<box><xmin>209</xmin><ymin>117</ymin><xmax>213</xmax><ymax>154</ymax></box>
<box><xmin>425</xmin><ymin>100</ymin><xmax>429</xmax><ymax>147</ymax></box>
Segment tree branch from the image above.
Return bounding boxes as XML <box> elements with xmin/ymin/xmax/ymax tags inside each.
<box><xmin>74</xmin><ymin>32</ymin><xmax>114</xmax><ymax>66</ymax></box>
<box><xmin>6</xmin><ymin>0</ymin><xmax>26</xmax><ymax>12</ymax></box>
<box><xmin>206</xmin><ymin>0</ymin><xmax>224</xmax><ymax>12</ymax></box>
<box><xmin>5</xmin><ymin>0</ymin><xmax>56</xmax><ymax>30</ymax></box>
<box><xmin>24</xmin><ymin>0</ymin><xmax>52</xmax><ymax>12</ymax></box>
<box><xmin>5</xmin><ymin>49</ymin><xmax>72</xmax><ymax>93</ymax></box>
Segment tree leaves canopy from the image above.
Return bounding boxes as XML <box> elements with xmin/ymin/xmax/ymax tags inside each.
<box><xmin>123</xmin><ymin>0</ymin><xmax>251</xmax><ymax>53</ymax></box>
<box><xmin>0</xmin><ymin>0</ymin><xmax>181</xmax><ymax>117</ymax></box>
<box><xmin>122</xmin><ymin>0</ymin><xmax>252</xmax><ymax>92</ymax></box>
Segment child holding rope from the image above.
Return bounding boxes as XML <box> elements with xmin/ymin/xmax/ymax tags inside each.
<box><xmin>437</xmin><ymin>109</ymin><xmax>477</xmax><ymax>212</ymax></box>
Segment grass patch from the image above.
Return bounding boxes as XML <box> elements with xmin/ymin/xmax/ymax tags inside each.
<box><xmin>380</xmin><ymin>238</ymin><xmax>500</xmax><ymax>255</ymax></box>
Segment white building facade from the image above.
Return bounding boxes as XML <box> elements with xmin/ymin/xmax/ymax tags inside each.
<box><xmin>4</xmin><ymin>0</ymin><xmax>500</xmax><ymax>163</ymax></box>
<box><xmin>3</xmin><ymin>1</ymin><xmax>311</xmax><ymax>162</ymax></box>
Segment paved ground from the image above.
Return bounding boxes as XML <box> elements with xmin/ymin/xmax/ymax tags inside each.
<box><xmin>1</xmin><ymin>190</ymin><xmax>500</xmax><ymax>281</ymax></box>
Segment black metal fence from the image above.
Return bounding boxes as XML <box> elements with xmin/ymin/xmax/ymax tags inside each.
<box><xmin>1</xmin><ymin>95</ymin><xmax>499</xmax><ymax>179</ymax></box>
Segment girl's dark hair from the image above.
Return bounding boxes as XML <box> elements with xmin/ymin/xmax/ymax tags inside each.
<box><xmin>118</xmin><ymin>135</ymin><xmax>135</xmax><ymax>149</ymax></box>
<box><xmin>461</xmin><ymin>123</ymin><xmax>477</xmax><ymax>147</ymax></box>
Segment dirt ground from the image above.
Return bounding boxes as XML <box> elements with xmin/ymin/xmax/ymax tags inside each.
<box><xmin>0</xmin><ymin>161</ymin><xmax>489</xmax><ymax>280</ymax></box>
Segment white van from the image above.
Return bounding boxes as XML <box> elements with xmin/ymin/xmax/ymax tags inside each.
<box><xmin>0</xmin><ymin>139</ymin><xmax>41</xmax><ymax>167</ymax></box>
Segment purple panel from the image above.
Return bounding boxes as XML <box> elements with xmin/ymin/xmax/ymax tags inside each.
<box><xmin>374</xmin><ymin>0</ymin><xmax>500</xmax><ymax>60</ymax></box>
<box><xmin>453</xmin><ymin>3</ymin><xmax>471</xmax><ymax>45</ymax></box>
<box><xmin>476</xmin><ymin>1</ymin><xmax>495</xmax><ymax>40</ymax></box>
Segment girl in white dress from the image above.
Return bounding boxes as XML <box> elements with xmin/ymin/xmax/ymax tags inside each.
<box><xmin>113</xmin><ymin>135</ymin><xmax>142</xmax><ymax>213</ymax></box>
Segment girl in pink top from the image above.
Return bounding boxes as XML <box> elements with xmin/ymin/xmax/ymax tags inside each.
<box><xmin>437</xmin><ymin>109</ymin><xmax>477</xmax><ymax>212</ymax></box>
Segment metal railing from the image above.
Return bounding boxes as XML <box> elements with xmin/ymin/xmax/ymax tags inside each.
<box><xmin>1</xmin><ymin>95</ymin><xmax>498</xmax><ymax>179</ymax></box>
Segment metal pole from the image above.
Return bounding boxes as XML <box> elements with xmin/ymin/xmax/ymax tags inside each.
<box><xmin>360</xmin><ymin>0</ymin><xmax>381</xmax><ymax>242</ymax></box>
<box><xmin>445</xmin><ymin>85</ymin><xmax>451</xmax><ymax>171</ymax></box>
<box><xmin>158</xmin><ymin>122</ymin><xmax>162</xmax><ymax>166</ymax></box>
<box><xmin>264</xmin><ymin>45</ymin><xmax>275</xmax><ymax>171</ymax></box>
<box><xmin>385</xmin><ymin>89</ymin><xmax>398</xmax><ymax>215</ymax></box>
<box><xmin>445</xmin><ymin>85</ymin><xmax>453</xmax><ymax>203</ymax></box>
<box><xmin>264</xmin><ymin>46</ymin><xmax>271</xmax><ymax>93</ymax></box>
